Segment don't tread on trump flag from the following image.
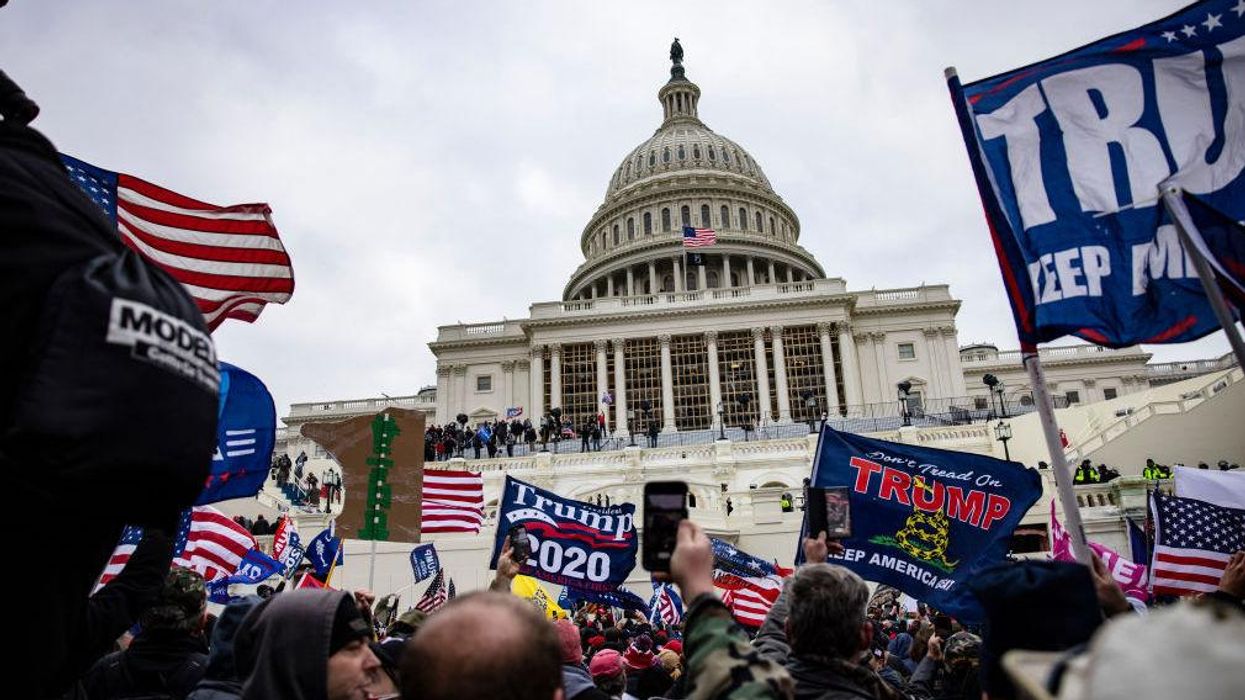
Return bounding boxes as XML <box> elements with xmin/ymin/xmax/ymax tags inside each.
<box><xmin>806</xmin><ymin>427</ymin><xmax>1042</xmax><ymax>622</ymax></box>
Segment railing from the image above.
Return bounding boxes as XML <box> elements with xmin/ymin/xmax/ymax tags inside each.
<box><xmin>289</xmin><ymin>394</ymin><xmax>435</xmax><ymax>417</ymax></box>
<box><xmin>961</xmin><ymin>344</ymin><xmax>1148</xmax><ymax>366</ymax></box>
<box><xmin>1065</xmin><ymin>367</ymin><xmax>1241</xmax><ymax>462</ymax></box>
<box><xmin>464</xmin><ymin>323</ymin><xmax>506</xmax><ymax>335</ymax></box>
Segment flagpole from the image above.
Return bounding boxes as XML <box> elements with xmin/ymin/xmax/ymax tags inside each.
<box><xmin>1024</xmin><ymin>351</ymin><xmax>1091</xmax><ymax>565</ymax></box>
<box><xmin>368</xmin><ymin>539</ymin><xmax>377</xmax><ymax>591</ymax></box>
<box><xmin>1161</xmin><ymin>187</ymin><xmax>1245</xmax><ymax>369</ymax></box>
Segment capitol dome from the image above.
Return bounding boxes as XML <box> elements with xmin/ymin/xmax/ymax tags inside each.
<box><xmin>564</xmin><ymin>43</ymin><xmax>823</xmax><ymax>301</ymax></box>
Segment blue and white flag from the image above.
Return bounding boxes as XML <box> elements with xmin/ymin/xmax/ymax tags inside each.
<box><xmin>196</xmin><ymin>362</ymin><xmax>276</xmax><ymax>505</ymax></box>
<box><xmin>206</xmin><ymin>548</ymin><xmax>283</xmax><ymax>603</ymax></box>
<box><xmin>490</xmin><ymin>476</ymin><xmax>637</xmax><ymax>593</ymax></box>
<box><xmin>806</xmin><ymin>427</ymin><xmax>1042</xmax><ymax>622</ymax></box>
<box><xmin>559</xmin><ymin>584</ymin><xmax>651</xmax><ymax>615</ymax></box>
<box><xmin>949</xmin><ymin>1</ymin><xmax>1245</xmax><ymax>348</ymax></box>
<box><xmin>712</xmin><ymin>538</ymin><xmax>785</xmax><ymax>580</ymax></box>
<box><xmin>649</xmin><ymin>582</ymin><xmax>684</xmax><ymax>626</ymax></box>
<box><xmin>281</xmin><ymin>536</ymin><xmax>306</xmax><ymax>580</ymax></box>
<box><xmin>308</xmin><ymin>525</ymin><xmax>344</xmax><ymax>578</ymax></box>
<box><xmin>410</xmin><ymin>543</ymin><xmax>441</xmax><ymax>583</ymax></box>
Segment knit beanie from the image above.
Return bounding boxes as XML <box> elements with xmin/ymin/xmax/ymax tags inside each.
<box><xmin>329</xmin><ymin>594</ymin><xmax>371</xmax><ymax>655</ymax></box>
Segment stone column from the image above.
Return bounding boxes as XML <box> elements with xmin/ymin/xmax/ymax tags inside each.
<box><xmin>941</xmin><ymin>327</ymin><xmax>966</xmax><ymax>397</ymax></box>
<box><xmin>771</xmin><ymin>326</ymin><xmax>792</xmax><ymax>422</ymax></box>
<box><xmin>549</xmin><ymin>344</ymin><xmax>562</xmax><ymax>410</ymax></box>
<box><xmin>817</xmin><ymin>322</ymin><xmax>841</xmax><ymax>415</ymax></box>
<box><xmin>767</xmin><ymin>260</ymin><xmax>776</xmax><ymax>284</ymax></box>
<box><xmin>453</xmin><ymin>365</ymin><xmax>468</xmax><ymax>415</ymax></box>
<box><xmin>435</xmin><ymin>365</ymin><xmax>452</xmax><ymax>425</ymax></box>
<box><xmin>697</xmin><ymin>263</ymin><xmax>707</xmax><ymax>290</ymax></box>
<box><xmin>612</xmin><ymin>338</ymin><xmax>628</xmax><ymax>436</ymax></box>
<box><xmin>647</xmin><ymin>261</ymin><xmax>657</xmax><ymax>295</ymax></box>
<box><xmin>529</xmin><ymin>346</ymin><xmax>545</xmax><ymax>418</ymax></box>
<box><xmin>838</xmin><ymin>323</ymin><xmax>864</xmax><ymax>409</ymax></box>
<box><xmin>590</xmin><ymin>283</ymin><xmax>597</xmax><ymax>300</ymax></box>
<box><xmin>722</xmin><ymin>254</ymin><xmax>731</xmax><ymax>288</ymax></box>
<box><xmin>785</xmin><ymin>265</ymin><xmax>794</xmax><ymax>283</ymax></box>
<box><xmin>501</xmin><ymin>360</ymin><xmax>516</xmax><ymax>413</ymax></box>
<box><xmin>594</xmin><ymin>340</ymin><xmax>609</xmax><ymax>431</ymax></box>
<box><xmin>659</xmin><ymin>334</ymin><xmax>676</xmax><ymax>430</ymax></box>
<box><xmin>706</xmin><ymin>330</ymin><xmax>723</xmax><ymax>430</ymax></box>
<box><xmin>674</xmin><ymin>257</ymin><xmax>684</xmax><ymax>292</ymax></box>
<box><xmin>870</xmin><ymin>332</ymin><xmax>888</xmax><ymax>401</ymax></box>
<box><xmin>923</xmin><ymin>328</ymin><xmax>947</xmax><ymax>397</ymax></box>
<box><xmin>746</xmin><ymin>257</ymin><xmax>755</xmax><ymax>286</ymax></box>
<box><xmin>1083</xmin><ymin>378</ymin><xmax>1098</xmax><ymax>404</ymax></box>
<box><xmin>626</xmin><ymin>268</ymin><xmax>635</xmax><ymax>297</ymax></box>
<box><xmin>752</xmin><ymin>327</ymin><xmax>772</xmax><ymax>425</ymax></box>
<box><xmin>516</xmin><ymin>359</ymin><xmax>530</xmax><ymax>416</ymax></box>
<box><xmin>606</xmin><ymin>276</ymin><xmax>614</xmax><ymax>297</ymax></box>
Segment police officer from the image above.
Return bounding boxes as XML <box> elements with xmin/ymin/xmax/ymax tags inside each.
<box><xmin>1074</xmin><ymin>459</ymin><xmax>1100</xmax><ymax>484</ymax></box>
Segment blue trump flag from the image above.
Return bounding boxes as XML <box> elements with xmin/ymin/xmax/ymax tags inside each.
<box><xmin>308</xmin><ymin>526</ymin><xmax>345</xmax><ymax>578</ymax></box>
<box><xmin>410</xmin><ymin>543</ymin><xmax>441</xmax><ymax>583</ymax></box>
<box><xmin>490</xmin><ymin>475</ymin><xmax>637</xmax><ymax>593</ymax></box>
<box><xmin>196</xmin><ymin>362</ymin><xmax>277</xmax><ymax>505</ymax></box>
<box><xmin>206</xmin><ymin>548</ymin><xmax>283</xmax><ymax>603</ymax></box>
<box><xmin>948</xmin><ymin>1</ymin><xmax>1245</xmax><ymax>348</ymax></box>
<box><xmin>807</xmin><ymin>427</ymin><xmax>1042</xmax><ymax>622</ymax></box>
<box><xmin>559</xmin><ymin>584</ymin><xmax>651</xmax><ymax>616</ymax></box>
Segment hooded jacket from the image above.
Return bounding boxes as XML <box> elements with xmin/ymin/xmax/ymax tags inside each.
<box><xmin>186</xmin><ymin>596</ymin><xmax>262</xmax><ymax>700</ymax></box>
<box><xmin>233</xmin><ymin>589</ymin><xmax>353</xmax><ymax>700</ymax></box>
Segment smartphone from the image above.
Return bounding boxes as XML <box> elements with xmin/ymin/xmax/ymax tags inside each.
<box><xmin>642</xmin><ymin>481</ymin><xmax>688</xmax><ymax>572</ymax></box>
<box><xmin>805</xmin><ymin>485</ymin><xmax>852</xmax><ymax>540</ymax></box>
<box><xmin>508</xmin><ymin>525</ymin><xmax>532</xmax><ymax>563</ymax></box>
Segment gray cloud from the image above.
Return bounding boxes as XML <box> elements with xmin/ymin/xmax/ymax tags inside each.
<box><xmin>1</xmin><ymin>0</ymin><xmax>1228</xmax><ymax>414</ymax></box>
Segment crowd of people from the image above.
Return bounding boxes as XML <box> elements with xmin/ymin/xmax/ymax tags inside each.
<box><xmin>422</xmin><ymin>412</ymin><xmax>622</xmax><ymax>461</ymax></box>
<box><xmin>45</xmin><ymin>518</ymin><xmax>1244</xmax><ymax>700</ymax></box>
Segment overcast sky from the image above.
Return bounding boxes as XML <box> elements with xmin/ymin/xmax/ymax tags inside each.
<box><xmin>2</xmin><ymin>0</ymin><xmax>1230</xmax><ymax>416</ymax></box>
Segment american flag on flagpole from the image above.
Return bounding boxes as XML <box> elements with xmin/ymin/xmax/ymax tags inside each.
<box><xmin>421</xmin><ymin>469</ymin><xmax>485</xmax><ymax>534</ymax></box>
<box><xmin>1151</xmin><ymin>493</ymin><xmax>1244</xmax><ymax>597</ymax></box>
<box><xmin>94</xmin><ymin>526</ymin><xmax>145</xmax><ymax>592</ymax></box>
<box><xmin>415</xmin><ymin>568</ymin><xmax>449</xmax><ymax>612</ymax></box>
<box><xmin>682</xmin><ymin>226</ymin><xmax>717</xmax><ymax>248</ymax></box>
<box><xmin>172</xmin><ymin>506</ymin><xmax>258</xmax><ymax>581</ymax></box>
<box><xmin>60</xmin><ymin>154</ymin><xmax>294</xmax><ymax>332</ymax></box>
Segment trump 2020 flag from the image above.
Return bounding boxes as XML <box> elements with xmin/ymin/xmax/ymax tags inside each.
<box><xmin>410</xmin><ymin>543</ymin><xmax>441</xmax><ymax>583</ymax></box>
<box><xmin>206</xmin><ymin>548</ymin><xmax>283</xmax><ymax>603</ymax></box>
<box><xmin>808</xmin><ymin>427</ymin><xmax>1041</xmax><ymax>622</ymax></box>
<box><xmin>196</xmin><ymin>362</ymin><xmax>276</xmax><ymax>505</ymax></box>
<box><xmin>948</xmin><ymin>1</ymin><xmax>1245</xmax><ymax>347</ymax></box>
<box><xmin>489</xmin><ymin>476</ymin><xmax>637</xmax><ymax>593</ymax></box>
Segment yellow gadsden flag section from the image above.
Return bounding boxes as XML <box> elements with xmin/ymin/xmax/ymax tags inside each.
<box><xmin>511</xmin><ymin>575</ymin><xmax>568</xmax><ymax>619</ymax></box>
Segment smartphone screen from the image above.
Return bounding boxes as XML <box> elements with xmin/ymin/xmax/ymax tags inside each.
<box><xmin>805</xmin><ymin>485</ymin><xmax>852</xmax><ymax>540</ymax></box>
<box><xmin>643</xmin><ymin>482</ymin><xmax>688</xmax><ymax>572</ymax></box>
<box><xmin>508</xmin><ymin>525</ymin><xmax>532</xmax><ymax>563</ymax></box>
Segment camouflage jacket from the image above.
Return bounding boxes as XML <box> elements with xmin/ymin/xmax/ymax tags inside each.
<box><xmin>683</xmin><ymin>593</ymin><xmax>795</xmax><ymax>700</ymax></box>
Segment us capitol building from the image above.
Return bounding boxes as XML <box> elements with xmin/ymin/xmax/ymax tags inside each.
<box><xmin>267</xmin><ymin>45</ymin><xmax>1242</xmax><ymax>596</ymax></box>
<box><xmin>431</xmin><ymin>46</ymin><xmax>971</xmax><ymax>435</ymax></box>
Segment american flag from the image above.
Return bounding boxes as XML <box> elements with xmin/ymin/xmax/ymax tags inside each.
<box><xmin>421</xmin><ymin>469</ymin><xmax>485</xmax><ymax>534</ymax></box>
<box><xmin>172</xmin><ymin>506</ymin><xmax>258</xmax><ymax>582</ymax></box>
<box><xmin>61</xmin><ymin>154</ymin><xmax>294</xmax><ymax>332</ymax></box>
<box><xmin>649</xmin><ymin>582</ymin><xmax>684</xmax><ymax>626</ymax></box>
<box><xmin>1151</xmin><ymin>493</ymin><xmax>1245</xmax><ymax>597</ymax></box>
<box><xmin>714</xmin><ymin>570</ymin><xmax>783</xmax><ymax>627</ymax></box>
<box><xmin>682</xmin><ymin>226</ymin><xmax>717</xmax><ymax>248</ymax></box>
<box><xmin>415</xmin><ymin>568</ymin><xmax>449</xmax><ymax>612</ymax></box>
<box><xmin>94</xmin><ymin>525</ymin><xmax>145</xmax><ymax>591</ymax></box>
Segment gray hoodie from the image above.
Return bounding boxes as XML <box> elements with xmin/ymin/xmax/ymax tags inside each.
<box><xmin>233</xmin><ymin>589</ymin><xmax>352</xmax><ymax>700</ymax></box>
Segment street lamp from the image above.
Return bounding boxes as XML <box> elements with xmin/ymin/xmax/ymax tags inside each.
<box><xmin>897</xmin><ymin>381</ymin><xmax>912</xmax><ymax>427</ymax></box>
<box><xmin>716</xmin><ymin>400</ymin><xmax>727</xmax><ymax>441</ymax></box>
<box><xmin>982</xmin><ymin>374</ymin><xmax>1008</xmax><ymax>419</ymax></box>
<box><xmin>801</xmin><ymin>391</ymin><xmax>817</xmax><ymax>434</ymax></box>
<box><xmin>995</xmin><ymin>420</ymin><xmax>1013</xmax><ymax>461</ymax></box>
